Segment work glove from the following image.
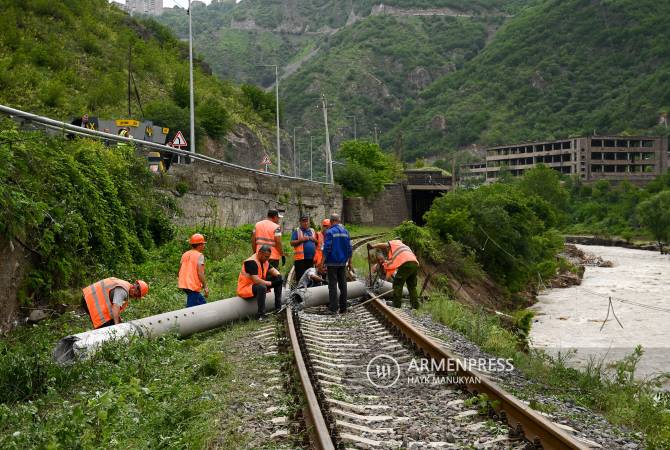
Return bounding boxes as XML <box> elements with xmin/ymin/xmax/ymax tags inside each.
<box><xmin>281</xmin><ymin>255</ymin><xmax>286</xmax><ymax>266</ymax></box>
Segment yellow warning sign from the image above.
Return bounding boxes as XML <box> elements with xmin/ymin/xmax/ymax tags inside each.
<box><xmin>162</xmin><ymin>127</ymin><xmax>170</xmax><ymax>134</ymax></box>
<box><xmin>115</xmin><ymin>119</ymin><xmax>140</xmax><ymax>127</ymax></box>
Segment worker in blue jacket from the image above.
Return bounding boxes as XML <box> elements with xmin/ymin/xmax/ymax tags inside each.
<box><xmin>323</xmin><ymin>213</ymin><xmax>353</xmax><ymax>314</ymax></box>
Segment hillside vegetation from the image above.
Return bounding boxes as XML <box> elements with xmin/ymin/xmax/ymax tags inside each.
<box><xmin>391</xmin><ymin>0</ymin><xmax>670</xmax><ymax>159</ymax></box>
<box><xmin>0</xmin><ymin>0</ymin><xmax>275</xmax><ymax>152</ymax></box>
<box><xmin>156</xmin><ymin>1</ymin><xmax>523</xmax><ymax>149</ymax></box>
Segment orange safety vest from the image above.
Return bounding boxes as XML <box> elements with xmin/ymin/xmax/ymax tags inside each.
<box><xmin>82</xmin><ymin>277</ymin><xmax>131</xmax><ymax>329</ymax></box>
<box><xmin>254</xmin><ymin>219</ymin><xmax>282</xmax><ymax>259</ymax></box>
<box><xmin>314</xmin><ymin>231</ymin><xmax>325</xmax><ymax>265</ymax></box>
<box><xmin>178</xmin><ymin>249</ymin><xmax>204</xmax><ymax>292</ymax></box>
<box><xmin>385</xmin><ymin>240</ymin><xmax>418</xmax><ymax>275</ymax></box>
<box><xmin>292</xmin><ymin>227</ymin><xmax>315</xmax><ymax>261</ymax></box>
<box><xmin>237</xmin><ymin>254</ymin><xmax>269</xmax><ymax>298</ymax></box>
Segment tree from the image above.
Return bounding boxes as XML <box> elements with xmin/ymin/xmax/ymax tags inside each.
<box><xmin>518</xmin><ymin>165</ymin><xmax>569</xmax><ymax>225</ymax></box>
<box><xmin>334</xmin><ymin>140</ymin><xmax>402</xmax><ymax>198</ymax></box>
<box><xmin>637</xmin><ymin>191</ymin><xmax>670</xmax><ymax>253</ymax></box>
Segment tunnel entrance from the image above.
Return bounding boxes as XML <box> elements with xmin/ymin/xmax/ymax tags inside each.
<box><xmin>410</xmin><ymin>189</ymin><xmax>444</xmax><ymax>225</ymax></box>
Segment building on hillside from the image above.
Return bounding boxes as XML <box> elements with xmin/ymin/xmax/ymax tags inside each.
<box><xmin>458</xmin><ymin>162</ymin><xmax>487</xmax><ymax>186</ymax></box>
<box><xmin>125</xmin><ymin>0</ymin><xmax>164</xmax><ymax>16</ymax></box>
<box><xmin>460</xmin><ymin>136</ymin><xmax>668</xmax><ymax>185</ymax></box>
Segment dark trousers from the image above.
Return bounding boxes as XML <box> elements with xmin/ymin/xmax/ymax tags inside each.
<box><xmin>393</xmin><ymin>262</ymin><xmax>419</xmax><ymax>309</ymax></box>
<box><xmin>269</xmin><ymin>259</ymin><xmax>279</xmax><ymax>270</ymax></box>
<box><xmin>183</xmin><ymin>289</ymin><xmax>206</xmax><ymax>308</ymax></box>
<box><xmin>81</xmin><ymin>297</ymin><xmax>114</xmax><ymax>329</ymax></box>
<box><xmin>327</xmin><ymin>265</ymin><xmax>347</xmax><ymax>312</ymax></box>
<box><xmin>252</xmin><ymin>275</ymin><xmax>283</xmax><ymax>317</ymax></box>
<box><xmin>294</xmin><ymin>258</ymin><xmax>314</xmax><ymax>285</ymax></box>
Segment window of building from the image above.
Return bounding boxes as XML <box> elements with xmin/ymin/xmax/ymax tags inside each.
<box><xmin>642</xmin><ymin>140</ymin><xmax>654</xmax><ymax>148</ymax></box>
<box><xmin>591</xmin><ymin>152</ymin><xmax>602</xmax><ymax>160</ymax></box>
<box><xmin>591</xmin><ymin>139</ymin><xmax>602</xmax><ymax>147</ymax></box>
<box><xmin>592</xmin><ymin>165</ymin><xmax>602</xmax><ymax>173</ymax></box>
<box><xmin>604</xmin><ymin>140</ymin><xmax>615</xmax><ymax>147</ymax></box>
<box><xmin>616</xmin><ymin>153</ymin><xmax>628</xmax><ymax>160</ymax></box>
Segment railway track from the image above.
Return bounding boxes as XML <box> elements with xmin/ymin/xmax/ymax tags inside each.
<box><xmin>283</xmin><ymin>292</ymin><xmax>591</xmax><ymax>449</ymax></box>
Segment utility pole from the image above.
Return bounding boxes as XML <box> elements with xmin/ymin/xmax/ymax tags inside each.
<box><xmin>310</xmin><ymin>134</ymin><xmax>314</xmax><ymax>181</ymax></box>
<box><xmin>347</xmin><ymin>115</ymin><xmax>357</xmax><ymax>140</ymax></box>
<box><xmin>258</xmin><ymin>64</ymin><xmax>281</xmax><ymax>175</ymax></box>
<box><xmin>127</xmin><ymin>46</ymin><xmax>132</xmax><ymax>116</ymax></box>
<box><xmin>373</xmin><ymin>125</ymin><xmax>379</xmax><ymax>145</ymax></box>
<box><xmin>321</xmin><ymin>94</ymin><xmax>333</xmax><ymax>183</ymax></box>
<box><xmin>293</xmin><ymin>126</ymin><xmax>304</xmax><ymax>177</ymax></box>
<box><xmin>188</xmin><ymin>0</ymin><xmax>195</xmax><ymax>156</ymax></box>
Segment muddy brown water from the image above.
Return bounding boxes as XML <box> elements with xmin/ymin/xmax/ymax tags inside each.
<box><xmin>530</xmin><ymin>245</ymin><xmax>670</xmax><ymax>388</ymax></box>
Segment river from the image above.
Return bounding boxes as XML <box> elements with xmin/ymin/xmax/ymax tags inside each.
<box><xmin>530</xmin><ymin>245</ymin><xmax>670</xmax><ymax>387</ymax></box>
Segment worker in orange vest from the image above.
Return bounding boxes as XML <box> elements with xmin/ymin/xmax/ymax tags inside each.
<box><xmin>81</xmin><ymin>278</ymin><xmax>149</xmax><ymax>329</ymax></box>
<box><xmin>237</xmin><ymin>245</ymin><xmax>284</xmax><ymax>321</ymax></box>
<box><xmin>178</xmin><ymin>233</ymin><xmax>209</xmax><ymax>307</ymax></box>
<box><xmin>252</xmin><ymin>209</ymin><xmax>284</xmax><ymax>269</ymax></box>
<box><xmin>368</xmin><ymin>240</ymin><xmax>420</xmax><ymax>308</ymax></box>
<box><xmin>314</xmin><ymin>218</ymin><xmax>330</xmax><ymax>272</ymax></box>
<box><xmin>290</xmin><ymin>214</ymin><xmax>317</xmax><ymax>283</ymax></box>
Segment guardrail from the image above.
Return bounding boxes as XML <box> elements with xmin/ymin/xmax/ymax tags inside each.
<box><xmin>0</xmin><ymin>104</ymin><xmax>331</xmax><ymax>185</ymax></box>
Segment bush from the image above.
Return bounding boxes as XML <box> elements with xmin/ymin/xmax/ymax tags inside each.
<box><xmin>0</xmin><ymin>125</ymin><xmax>175</xmax><ymax>304</ymax></box>
<box><xmin>425</xmin><ymin>181</ymin><xmax>563</xmax><ymax>291</ymax></box>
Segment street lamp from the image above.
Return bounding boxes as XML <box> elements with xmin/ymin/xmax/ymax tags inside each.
<box><xmin>259</xmin><ymin>64</ymin><xmax>281</xmax><ymax>175</ymax></box>
<box><xmin>188</xmin><ymin>0</ymin><xmax>195</xmax><ymax>156</ymax></box>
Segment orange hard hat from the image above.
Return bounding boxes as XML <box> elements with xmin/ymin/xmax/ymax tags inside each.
<box><xmin>321</xmin><ymin>219</ymin><xmax>330</xmax><ymax>227</ymax></box>
<box><xmin>135</xmin><ymin>280</ymin><xmax>149</xmax><ymax>297</ymax></box>
<box><xmin>189</xmin><ymin>233</ymin><xmax>206</xmax><ymax>245</ymax></box>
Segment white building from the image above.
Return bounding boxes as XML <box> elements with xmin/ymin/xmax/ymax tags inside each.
<box><xmin>125</xmin><ymin>0</ymin><xmax>164</xmax><ymax>16</ymax></box>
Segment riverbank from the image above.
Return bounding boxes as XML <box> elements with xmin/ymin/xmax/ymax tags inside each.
<box><xmin>565</xmin><ymin>235</ymin><xmax>660</xmax><ymax>252</ymax></box>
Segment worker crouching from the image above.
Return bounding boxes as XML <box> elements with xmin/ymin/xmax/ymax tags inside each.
<box><xmin>178</xmin><ymin>233</ymin><xmax>209</xmax><ymax>307</ymax></box>
<box><xmin>369</xmin><ymin>240</ymin><xmax>420</xmax><ymax>309</ymax></box>
<box><xmin>81</xmin><ymin>278</ymin><xmax>149</xmax><ymax>329</ymax></box>
<box><xmin>237</xmin><ymin>245</ymin><xmax>284</xmax><ymax>321</ymax></box>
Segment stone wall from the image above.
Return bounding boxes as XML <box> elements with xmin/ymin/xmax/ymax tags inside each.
<box><xmin>167</xmin><ymin>162</ymin><xmax>343</xmax><ymax>229</ymax></box>
<box><xmin>343</xmin><ymin>183</ymin><xmax>410</xmax><ymax>227</ymax></box>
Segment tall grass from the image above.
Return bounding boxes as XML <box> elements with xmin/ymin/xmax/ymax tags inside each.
<box><xmin>0</xmin><ymin>226</ymin><xmax>272</xmax><ymax>449</ymax></box>
<box><xmin>422</xmin><ymin>294</ymin><xmax>670</xmax><ymax>448</ymax></box>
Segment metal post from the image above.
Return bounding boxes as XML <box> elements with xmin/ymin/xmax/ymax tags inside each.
<box><xmin>321</xmin><ymin>94</ymin><xmax>333</xmax><ymax>183</ymax></box>
<box><xmin>310</xmin><ymin>135</ymin><xmax>314</xmax><ymax>181</ymax></box>
<box><xmin>293</xmin><ymin>127</ymin><xmax>297</xmax><ymax>177</ymax></box>
<box><xmin>347</xmin><ymin>115</ymin><xmax>357</xmax><ymax>140</ymax></box>
<box><xmin>293</xmin><ymin>126</ymin><xmax>304</xmax><ymax>178</ymax></box>
<box><xmin>275</xmin><ymin>65</ymin><xmax>281</xmax><ymax>175</ymax></box>
<box><xmin>188</xmin><ymin>1</ymin><xmax>195</xmax><ymax>156</ymax></box>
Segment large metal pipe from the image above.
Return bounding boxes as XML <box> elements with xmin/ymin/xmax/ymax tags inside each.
<box><xmin>54</xmin><ymin>281</ymin><xmax>370</xmax><ymax>364</ymax></box>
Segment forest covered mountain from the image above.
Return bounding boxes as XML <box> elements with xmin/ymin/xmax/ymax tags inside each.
<box><xmin>159</xmin><ymin>0</ymin><xmax>670</xmax><ymax>163</ymax></box>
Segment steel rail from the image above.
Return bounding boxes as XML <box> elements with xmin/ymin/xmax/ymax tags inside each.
<box><xmin>366</xmin><ymin>298</ymin><xmax>589</xmax><ymax>450</ymax></box>
<box><xmin>285</xmin><ymin>307</ymin><xmax>335</xmax><ymax>450</ymax></box>
<box><xmin>0</xmin><ymin>103</ymin><xmax>330</xmax><ymax>185</ymax></box>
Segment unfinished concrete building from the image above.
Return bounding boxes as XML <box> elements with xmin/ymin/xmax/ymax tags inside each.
<box><xmin>473</xmin><ymin>136</ymin><xmax>668</xmax><ymax>184</ymax></box>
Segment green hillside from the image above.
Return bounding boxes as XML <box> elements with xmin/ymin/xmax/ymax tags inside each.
<box><xmin>280</xmin><ymin>14</ymin><xmax>497</xmax><ymax>149</ymax></box>
<box><xmin>0</xmin><ymin>0</ymin><xmax>273</xmax><ymax>151</ymax></box>
<box><xmin>156</xmin><ymin>0</ymin><xmax>526</xmax><ymax>92</ymax></box>
<box><xmin>390</xmin><ymin>0</ymin><xmax>670</xmax><ymax>160</ymax></box>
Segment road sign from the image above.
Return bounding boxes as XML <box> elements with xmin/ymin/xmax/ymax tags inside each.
<box><xmin>171</xmin><ymin>130</ymin><xmax>188</xmax><ymax>148</ymax></box>
<box><xmin>261</xmin><ymin>154</ymin><xmax>272</xmax><ymax>165</ymax></box>
<box><xmin>115</xmin><ymin>119</ymin><xmax>140</xmax><ymax>127</ymax></box>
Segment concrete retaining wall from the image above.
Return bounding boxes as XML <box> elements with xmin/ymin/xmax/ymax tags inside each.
<box><xmin>167</xmin><ymin>162</ymin><xmax>343</xmax><ymax>228</ymax></box>
<box><xmin>342</xmin><ymin>183</ymin><xmax>410</xmax><ymax>227</ymax></box>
